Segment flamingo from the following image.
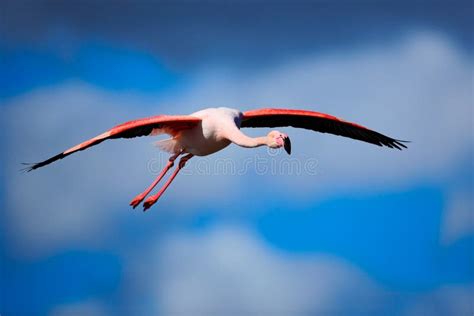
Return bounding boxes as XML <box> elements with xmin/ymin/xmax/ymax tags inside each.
<box><xmin>23</xmin><ymin>107</ymin><xmax>407</xmax><ymax>210</ymax></box>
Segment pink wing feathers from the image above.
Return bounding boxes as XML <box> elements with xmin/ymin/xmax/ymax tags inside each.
<box><xmin>23</xmin><ymin>115</ymin><xmax>201</xmax><ymax>171</ymax></box>
<box><xmin>241</xmin><ymin>108</ymin><xmax>408</xmax><ymax>149</ymax></box>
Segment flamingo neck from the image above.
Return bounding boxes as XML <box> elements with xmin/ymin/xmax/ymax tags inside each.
<box><xmin>229</xmin><ymin>132</ymin><xmax>270</xmax><ymax>148</ymax></box>
<box><xmin>251</xmin><ymin>136</ymin><xmax>270</xmax><ymax>148</ymax></box>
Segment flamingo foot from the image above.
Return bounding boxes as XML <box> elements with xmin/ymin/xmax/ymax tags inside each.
<box><xmin>143</xmin><ymin>196</ymin><xmax>159</xmax><ymax>211</ymax></box>
<box><xmin>130</xmin><ymin>194</ymin><xmax>146</xmax><ymax>209</ymax></box>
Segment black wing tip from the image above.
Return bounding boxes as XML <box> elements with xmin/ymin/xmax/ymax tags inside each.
<box><xmin>396</xmin><ymin>139</ymin><xmax>411</xmax><ymax>144</ymax></box>
<box><xmin>19</xmin><ymin>152</ymin><xmax>67</xmax><ymax>173</ymax></box>
<box><xmin>389</xmin><ymin>139</ymin><xmax>410</xmax><ymax>150</ymax></box>
<box><xmin>19</xmin><ymin>162</ymin><xmax>39</xmax><ymax>173</ymax></box>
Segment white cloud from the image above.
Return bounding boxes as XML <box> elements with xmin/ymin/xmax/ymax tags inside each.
<box><xmin>4</xmin><ymin>84</ymin><xmax>157</xmax><ymax>256</ymax></box>
<box><xmin>127</xmin><ymin>226</ymin><xmax>386</xmax><ymax>316</ymax></box>
<box><xmin>124</xmin><ymin>225</ymin><xmax>473</xmax><ymax>316</ymax></box>
<box><xmin>3</xmin><ymin>31</ymin><xmax>473</xmax><ymax>256</ymax></box>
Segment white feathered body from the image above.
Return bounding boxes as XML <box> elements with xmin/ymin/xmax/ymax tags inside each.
<box><xmin>155</xmin><ymin>107</ymin><xmax>243</xmax><ymax>156</ymax></box>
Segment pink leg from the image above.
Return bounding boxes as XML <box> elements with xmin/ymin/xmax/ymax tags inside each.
<box><xmin>130</xmin><ymin>151</ymin><xmax>182</xmax><ymax>209</ymax></box>
<box><xmin>143</xmin><ymin>153</ymin><xmax>194</xmax><ymax>211</ymax></box>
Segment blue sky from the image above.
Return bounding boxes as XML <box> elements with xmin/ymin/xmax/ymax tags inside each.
<box><xmin>1</xmin><ymin>1</ymin><xmax>473</xmax><ymax>315</ymax></box>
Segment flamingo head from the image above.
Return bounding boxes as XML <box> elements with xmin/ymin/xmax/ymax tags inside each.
<box><xmin>267</xmin><ymin>131</ymin><xmax>291</xmax><ymax>155</ymax></box>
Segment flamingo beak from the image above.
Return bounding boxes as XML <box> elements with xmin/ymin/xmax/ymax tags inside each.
<box><xmin>283</xmin><ymin>136</ymin><xmax>291</xmax><ymax>155</ymax></box>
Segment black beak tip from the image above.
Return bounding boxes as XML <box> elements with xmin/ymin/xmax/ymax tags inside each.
<box><xmin>284</xmin><ymin>137</ymin><xmax>291</xmax><ymax>155</ymax></box>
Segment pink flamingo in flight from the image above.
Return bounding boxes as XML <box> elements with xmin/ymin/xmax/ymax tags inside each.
<box><xmin>24</xmin><ymin>107</ymin><xmax>407</xmax><ymax>210</ymax></box>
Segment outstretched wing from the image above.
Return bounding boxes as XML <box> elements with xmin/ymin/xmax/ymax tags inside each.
<box><xmin>241</xmin><ymin>108</ymin><xmax>408</xmax><ymax>150</ymax></box>
<box><xmin>23</xmin><ymin>115</ymin><xmax>201</xmax><ymax>171</ymax></box>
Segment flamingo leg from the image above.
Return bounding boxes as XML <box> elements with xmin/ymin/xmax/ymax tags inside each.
<box><xmin>143</xmin><ymin>153</ymin><xmax>194</xmax><ymax>211</ymax></box>
<box><xmin>130</xmin><ymin>151</ymin><xmax>183</xmax><ymax>209</ymax></box>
